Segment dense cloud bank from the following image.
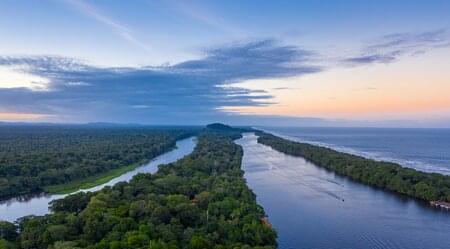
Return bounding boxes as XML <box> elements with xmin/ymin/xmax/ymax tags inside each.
<box><xmin>0</xmin><ymin>40</ymin><xmax>319</xmax><ymax>123</ymax></box>
<box><xmin>0</xmin><ymin>29</ymin><xmax>448</xmax><ymax>124</ymax></box>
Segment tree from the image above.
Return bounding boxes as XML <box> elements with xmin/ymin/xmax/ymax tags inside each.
<box><xmin>6</xmin><ymin>128</ymin><xmax>277</xmax><ymax>249</ymax></box>
<box><xmin>415</xmin><ymin>182</ymin><xmax>438</xmax><ymax>200</ymax></box>
<box><xmin>0</xmin><ymin>221</ymin><xmax>17</xmax><ymax>241</ymax></box>
<box><xmin>51</xmin><ymin>241</ymin><xmax>82</xmax><ymax>249</ymax></box>
<box><xmin>0</xmin><ymin>239</ymin><xmax>18</xmax><ymax>249</ymax></box>
<box><xmin>188</xmin><ymin>235</ymin><xmax>211</xmax><ymax>249</ymax></box>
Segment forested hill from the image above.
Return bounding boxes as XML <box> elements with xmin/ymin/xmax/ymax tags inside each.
<box><xmin>205</xmin><ymin>123</ymin><xmax>254</xmax><ymax>135</ymax></box>
<box><xmin>257</xmin><ymin>132</ymin><xmax>450</xmax><ymax>203</ymax></box>
<box><xmin>0</xmin><ymin>128</ymin><xmax>276</xmax><ymax>249</ymax></box>
<box><xmin>206</xmin><ymin>123</ymin><xmax>235</xmax><ymax>131</ymax></box>
<box><xmin>0</xmin><ymin>126</ymin><xmax>197</xmax><ymax>200</ymax></box>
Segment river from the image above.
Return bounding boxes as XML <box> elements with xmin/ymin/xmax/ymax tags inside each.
<box><xmin>236</xmin><ymin>133</ymin><xmax>450</xmax><ymax>249</ymax></box>
<box><xmin>0</xmin><ymin>136</ymin><xmax>196</xmax><ymax>222</ymax></box>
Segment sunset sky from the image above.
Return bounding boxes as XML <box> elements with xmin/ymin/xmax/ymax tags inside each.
<box><xmin>1</xmin><ymin>0</ymin><xmax>449</xmax><ymax>127</ymax></box>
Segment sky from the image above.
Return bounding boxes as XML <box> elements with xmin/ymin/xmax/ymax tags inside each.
<box><xmin>0</xmin><ymin>0</ymin><xmax>449</xmax><ymax>127</ymax></box>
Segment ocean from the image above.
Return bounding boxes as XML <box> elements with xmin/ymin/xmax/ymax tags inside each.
<box><xmin>258</xmin><ymin>127</ymin><xmax>450</xmax><ymax>175</ymax></box>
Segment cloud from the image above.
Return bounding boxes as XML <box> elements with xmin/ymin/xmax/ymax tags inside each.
<box><xmin>343</xmin><ymin>29</ymin><xmax>449</xmax><ymax>65</ymax></box>
<box><xmin>0</xmin><ymin>40</ymin><xmax>320</xmax><ymax>124</ymax></box>
<box><xmin>174</xmin><ymin>40</ymin><xmax>319</xmax><ymax>79</ymax></box>
<box><xmin>65</xmin><ymin>0</ymin><xmax>151</xmax><ymax>53</ymax></box>
<box><xmin>272</xmin><ymin>87</ymin><xmax>294</xmax><ymax>90</ymax></box>
<box><xmin>2</xmin><ymin>28</ymin><xmax>446</xmax><ymax>125</ymax></box>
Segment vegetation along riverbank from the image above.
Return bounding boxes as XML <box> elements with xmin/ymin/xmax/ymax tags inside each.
<box><xmin>256</xmin><ymin>131</ymin><xmax>450</xmax><ymax>205</ymax></box>
<box><xmin>43</xmin><ymin>162</ymin><xmax>144</xmax><ymax>194</ymax></box>
<box><xmin>0</xmin><ymin>125</ymin><xmax>197</xmax><ymax>200</ymax></box>
<box><xmin>0</xmin><ymin>125</ymin><xmax>276</xmax><ymax>249</ymax></box>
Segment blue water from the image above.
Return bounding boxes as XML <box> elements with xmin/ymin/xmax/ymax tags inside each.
<box><xmin>259</xmin><ymin>127</ymin><xmax>450</xmax><ymax>175</ymax></box>
<box><xmin>237</xmin><ymin>133</ymin><xmax>450</xmax><ymax>249</ymax></box>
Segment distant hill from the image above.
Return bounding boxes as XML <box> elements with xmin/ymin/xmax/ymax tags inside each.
<box><xmin>206</xmin><ymin>123</ymin><xmax>256</xmax><ymax>133</ymax></box>
<box><xmin>206</xmin><ymin>123</ymin><xmax>235</xmax><ymax>131</ymax></box>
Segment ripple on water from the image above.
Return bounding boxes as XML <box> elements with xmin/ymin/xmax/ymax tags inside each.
<box><xmin>237</xmin><ymin>133</ymin><xmax>450</xmax><ymax>249</ymax></box>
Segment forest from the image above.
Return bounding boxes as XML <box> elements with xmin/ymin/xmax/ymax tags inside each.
<box><xmin>0</xmin><ymin>127</ymin><xmax>276</xmax><ymax>249</ymax></box>
<box><xmin>0</xmin><ymin>125</ymin><xmax>196</xmax><ymax>199</ymax></box>
<box><xmin>256</xmin><ymin>132</ymin><xmax>450</xmax><ymax>202</ymax></box>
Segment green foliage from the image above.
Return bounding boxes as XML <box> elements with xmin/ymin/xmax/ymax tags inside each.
<box><xmin>205</xmin><ymin>123</ymin><xmax>254</xmax><ymax>140</ymax></box>
<box><xmin>44</xmin><ymin>163</ymin><xmax>141</xmax><ymax>194</ymax></box>
<box><xmin>0</xmin><ymin>221</ymin><xmax>18</xmax><ymax>241</ymax></box>
<box><xmin>206</xmin><ymin>123</ymin><xmax>235</xmax><ymax>131</ymax></box>
<box><xmin>188</xmin><ymin>235</ymin><xmax>211</xmax><ymax>249</ymax></box>
<box><xmin>0</xmin><ymin>239</ymin><xmax>18</xmax><ymax>249</ymax></box>
<box><xmin>10</xmin><ymin>130</ymin><xmax>276</xmax><ymax>249</ymax></box>
<box><xmin>0</xmin><ymin>125</ymin><xmax>196</xmax><ymax>199</ymax></box>
<box><xmin>50</xmin><ymin>241</ymin><xmax>82</xmax><ymax>249</ymax></box>
<box><xmin>257</xmin><ymin>132</ymin><xmax>450</xmax><ymax>202</ymax></box>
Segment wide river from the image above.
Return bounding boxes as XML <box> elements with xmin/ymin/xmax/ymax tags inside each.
<box><xmin>0</xmin><ymin>137</ymin><xmax>196</xmax><ymax>222</ymax></box>
<box><xmin>236</xmin><ymin>133</ymin><xmax>450</xmax><ymax>249</ymax></box>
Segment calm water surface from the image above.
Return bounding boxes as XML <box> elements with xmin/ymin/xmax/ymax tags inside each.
<box><xmin>260</xmin><ymin>127</ymin><xmax>450</xmax><ymax>175</ymax></box>
<box><xmin>237</xmin><ymin>133</ymin><xmax>450</xmax><ymax>249</ymax></box>
<box><xmin>0</xmin><ymin>137</ymin><xmax>196</xmax><ymax>222</ymax></box>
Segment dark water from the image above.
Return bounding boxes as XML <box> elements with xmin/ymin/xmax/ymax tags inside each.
<box><xmin>0</xmin><ymin>137</ymin><xmax>196</xmax><ymax>222</ymax></box>
<box><xmin>259</xmin><ymin>127</ymin><xmax>450</xmax><ymax>175</ymax></box>
<box><xmin>236</xmin><ymin>133</ymin><xmax>450</xmax><ymax>249</ymax></box>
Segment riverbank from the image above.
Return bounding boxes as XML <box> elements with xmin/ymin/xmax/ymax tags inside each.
<box><xmin>0</xmin><ymin>162</ymin><xmax>147</xmax><ymax>199</ymax></box>
<box><xmin>236</xmin><ymin>133</ymin><xmax>450</xmax><ymax>249</ymax></box>
<box><xmin>256</xmin><ymin>131</ymin><xmax>450</xmax><ymax>205</ymax></box>
<box><xmin>0</xmin><ymin>137</ymin><xmax>196</xmax><ymax>222</ymax></box>
<box><xmin>1</xmin><ymin>129</ymin><xmax>277</xmax><ymax>248</ymax></box>
<box><xmin>431</xmin><ymin>201</ymin><xmax>450</xmax><ymax>209</ymax></box>
<box><xmin>0</xmin><ymin>126</ymin><xmax>197</xmax><ymax>200</ymax></box>
<box><xmin>43</xmin><ymin>161</ymin><xmax>146</xmax><ymax>194</ymax></box>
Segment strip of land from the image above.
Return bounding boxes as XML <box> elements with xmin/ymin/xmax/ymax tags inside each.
<box><xmin>0</xmin><ymin>125</ymin><xmax>277</xmax><ymax>248</ymax></box>
<box><xmin>43</xmin><ymin>162</ymin><xmax>144</xmax><ymax>194</ymax></box>
<box><xmin>256</xmin><ymin>131</ymin><xmax>450</xmax><ymax>205</ymax></box>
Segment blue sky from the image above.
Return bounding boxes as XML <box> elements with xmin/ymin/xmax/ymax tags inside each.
<box><xmin>1</xmin><ymin>0</ymin><xmax>450</xmax><ymax>126</ymax></box>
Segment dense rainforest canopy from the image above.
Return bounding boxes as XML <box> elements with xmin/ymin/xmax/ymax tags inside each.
<box><xmin>0</xmin><ymin>125</ymin><xmax>197</xmax><ymax>199</ymax></box>
<box><xmin>257</xmin><ymin>132</ymin><xmax>450</xmax><ymax>202</ymax></box>
<box><xmin>5</xmin><ymin>123</ymin><xmax>449</xmax><ymax>248</ymax></box>
<box><xmin>0</xmin><ymin>128</ymin><xmax>276</xmax><ymax>249</ymax></box>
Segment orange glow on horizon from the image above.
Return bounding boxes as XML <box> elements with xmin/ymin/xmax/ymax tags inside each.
<box><xmin>225</xmin><ymin>48</ymin><xmax>450</xmax><ymax>119</ymax></box>
<box><xmin>0</xmin><ymin>112</ymin><xmax>47</xmax><ymax>121</ymax></box>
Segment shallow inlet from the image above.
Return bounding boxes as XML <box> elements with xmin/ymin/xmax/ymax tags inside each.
<box><xmin>236</xmin><ymin>133</ymin><xmax>450</xmax><ymax>249</ymax></box>
<box><xmin>0</xmin><ymin>137</ymin><xmax>196</xmax><ymax>222</ymax></box>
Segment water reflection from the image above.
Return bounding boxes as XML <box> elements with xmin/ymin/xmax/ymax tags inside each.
<box><xmin>236</xmin><ymin>133</ymin><xmax>450</xmax><ymax>249</ymax></box>
<box><xmin>0</xmin><ymin>137</ymin><xmax>196</xmax><ymax>222</ymax></box>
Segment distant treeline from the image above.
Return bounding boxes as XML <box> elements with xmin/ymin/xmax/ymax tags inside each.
<box><xmin>257</xmin><ymin>132</ymin><xmax>450</xmax><ymax>202</ymax></box>
<box><xmin>0</xmin><ymin>126</ymin><xmax>197</xmax><ymax>199</ymax></box>
<box><xmin>0</xmin><ymin>128</ymin><xmax>276</xmax><ymax>249</ymax></box>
